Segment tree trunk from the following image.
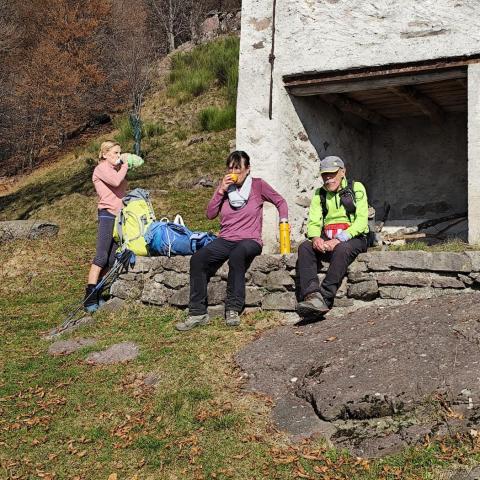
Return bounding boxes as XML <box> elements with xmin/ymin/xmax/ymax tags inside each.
<box><xmin>129</xmin><ymin>113</ymin><xmax>142</xmax><ymax>156</ymax></box>
<box><xmin>167</xmin><ymin>0</ymin><xmax>175</xmax><ymax>52</ymax></box>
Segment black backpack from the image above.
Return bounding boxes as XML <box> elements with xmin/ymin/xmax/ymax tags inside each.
<box><xmin>319</xmin><ymin>179</ymin><xmax>376</xmax><ymax>247</ymax></box>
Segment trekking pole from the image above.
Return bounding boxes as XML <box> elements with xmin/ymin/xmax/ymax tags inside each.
<box><xmin>46</xmin><ymin>250</ymin><xmax>135</xmax><ymax>338</ymax></box>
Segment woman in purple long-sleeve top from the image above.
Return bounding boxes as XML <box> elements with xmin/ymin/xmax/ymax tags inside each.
<box><xmin>175</xmin><ymin>150</ymin><xmax>288</xmax><ymax>331</ymax></box>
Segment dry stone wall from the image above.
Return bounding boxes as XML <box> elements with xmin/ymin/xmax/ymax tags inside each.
<box><xmin>111</xmin><ymin>251</ymin><xmax>480</xmax><ymax>315</ymax></box>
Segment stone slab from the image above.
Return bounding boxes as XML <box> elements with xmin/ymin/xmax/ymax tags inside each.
<box><xmin>250</xmin><ymin>255</ymin><xmax>283</xmax><ymax>273</ymax></box>
<box><xmin>168</xmin><ymin>286</ymin><xmax>190</xmax><ymax>307</ymax></box>
<box><xmin>48</xmin><ymin>338</ymin><xmax>97</xmax><ymax>356</ymax></box>
<box><xmin>245</xmin><ymin>286</ymin><xmax>264</xmax><ymax>306</ymax></box>
<box><xmin>161</xmin><ymin>271</ymin><xmax>188</xmax><ymax>289</ymax></box>
<box><xmin>431</xmin><ymin>275</ymin><xmax>465</xmax><ymax>289</ymax></box>
<box><xmin>262</xmin><ymin>292</ymin><xmax>296</xmax><ymax>311</ymax></box>
<box><xmin>141</xmin><ymin>282</ymin><xmax>170</xmax><ymax>305</ymax></box>
<box><xmin>347</xmin><ymin>280</ymin><xmax>378</xmax><ymax>300</ymax></box>
<box><xmin>110</xmin><ymin>279</ymin><xmax>142</xmax><ymax>300</ymax></box>
<box><xmin>97</xmin><ymin>297</ymin><xmax>125</xmax><ymax>313</ymax></box>
<box><xmin>85</xmin><ymin>342</ymin><xmax>139</xmax><ymax>365</ymax></box>
<box><xmin>361</xmin><ymin>251</ymin><xmax>472</xmax><ymax>273</ymax></box>
<box><xmin>265</xmin><ymin>270</ymin><xmax>294</xmax><ymax>291</ymax></box>
<box><xmin>375</xmin><ymin>271</ymin><xmax>432</xmax><ymax>287</ymax></box>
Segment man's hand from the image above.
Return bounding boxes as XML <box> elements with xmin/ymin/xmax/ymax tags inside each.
<box><xmin>324</xmin><ymin>239</ymin><xmax>340</xmax><ymax>252</ymax></box>
<box><xmin>312</xmin><ymin>237</ymin><xmax>326</xmax><ymax>252</ymax></box>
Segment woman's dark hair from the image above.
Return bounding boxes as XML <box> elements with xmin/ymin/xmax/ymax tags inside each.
<box><xmin>226</xmin><ymin>150</ymin><xmax>250</xmax><ymax>169</ymax></box>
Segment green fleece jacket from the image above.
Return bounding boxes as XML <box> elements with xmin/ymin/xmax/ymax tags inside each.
<box><xmin>306</xmin><ymin>178</ymin><xmax>369</xmax><ymax>239</ymax></box>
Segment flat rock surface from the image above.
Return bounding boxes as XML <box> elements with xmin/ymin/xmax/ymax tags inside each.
<box><xmin>236</xmin><ymin>293</ymin><xmax>480</xmax><ymax>457</ymax></box>
<box><xmin>48</xmin><ymin>338</ymin><xmax>97</xmax><ymax>356</ymax></box>
<box><xmin>85</xmin><ymin>342</ymin><xmax>139</xmax><ymax>365</ymax></box>
<box><xmin>0</xmin><ymin>220</ymin><xmax>59</xmax><ymax>242</ymax></box>
<box><xmin>98</xmin><ymin>297</ymin><xmax>125</xmax><ymax>313</ymax></box>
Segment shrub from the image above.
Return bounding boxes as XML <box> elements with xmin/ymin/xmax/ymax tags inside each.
<box><xmin>167</xmin><ymin>36</ymin><xmax>239</xmax><ymax>106</ymax></box>
<box><xmin>199</xmin><ymin>105</ymin><xmax>236</xmax><ymax>132</ymax></box>
<box><xmin>174</xmin><ymin>128</ymin><xmax>188</xmax><ymax>141</ymax></box>
<box><xmin>113</xmin><ymin>116</ymin><xmax>134</xmax><ymax>145</ymax></box>
<box><xmin>142</xmin><ymin>121</ymin><xmax>165</xmax><ymax>138</ymax></box>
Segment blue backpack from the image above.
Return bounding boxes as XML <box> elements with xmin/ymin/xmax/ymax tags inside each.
<box><xmin>144</xmin><ymin>215</ymin><xmax>216</xmax><ymax>257</ymax></box>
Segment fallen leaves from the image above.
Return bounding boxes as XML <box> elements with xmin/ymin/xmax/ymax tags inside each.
<box><xmin>195</xmin><ymin>400</ymin><xmax>233</xmax><ymax>423</ymax></box>
<box><xmin>325</xmin><ymin>336</ymin><xmax>338</xmax><ymax>343</ymax></box>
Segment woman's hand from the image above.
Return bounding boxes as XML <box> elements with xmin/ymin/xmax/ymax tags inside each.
<box><xmin>218</xmin><ymin>174</ymin><xmax>235</xmax><ymax>194</ymax></box>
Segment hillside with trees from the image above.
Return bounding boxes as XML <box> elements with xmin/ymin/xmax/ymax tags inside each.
<box><xmin>1</xmin><ymin>20</ymin><xmax>480</xmax><ymax>480</ymax></box>
<box><xmin>0</xmin><ymin>0</ymin><xmax>240</xmax><ymax>175</ymax></box>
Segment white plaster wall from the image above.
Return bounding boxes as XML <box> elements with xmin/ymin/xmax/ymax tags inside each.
<box><xmin>468</xmin><ymin>64</ymin><xmax>480</xmax><ymax>244</ymax></box>
<box><xmin>237</xmin><ymin>0</ymin><xmax>480</xmax><ymax>249</ymax></box>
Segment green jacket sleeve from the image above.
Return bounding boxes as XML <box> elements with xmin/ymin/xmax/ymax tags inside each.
<box><xmin>346</xmin><ymin>182</ymin><xmax>369</xmax><ymax>238</ymax></box>
<box><xmin>306</xmin><ymin>189</ymin><xmax>322</xmax><ymax>239</ymax></box>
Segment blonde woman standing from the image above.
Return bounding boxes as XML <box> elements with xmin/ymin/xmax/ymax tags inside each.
<box><xmin>84</xmin><ymin>141</ymin><xmax>128</xmax><ymax>312</ymax></box>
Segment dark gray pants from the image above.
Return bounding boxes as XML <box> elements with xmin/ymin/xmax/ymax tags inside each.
<box><xmin>188</xmin><ymin>237</ymin><xmax>262</xmax><ymax>315</ymax></box>
<box><xmin>297</xmin><ymin>237</ymin><xmax>368</xmax><ymax>308</ymax></box>
<box><xmin>93</xmin><ymin>209</ymin><xmax>117</xmax><ymax>268</ymax></box>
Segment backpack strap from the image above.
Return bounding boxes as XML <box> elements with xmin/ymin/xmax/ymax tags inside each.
<box><xmin>117</xmin><ymin>210</ymin><xmax>125</xmax><ymax>248</ymax></box>
<box><xmin>320</xmin><ymin>179</ymin><xmax>357</xmax><ymax>226</ymax></box>
<box><xmin>173</xmin><ymin>214</ymin><xmax>185</xmax><ymax>226</ymax></box>
<box><xmin>319</xmin><ymin>189</ymin><xmax>327</xmax><ymax>227</ymax></box>
<box><xmin>345</xmin><ymin>179</ymin><xmax>355</xmax><ymax>222</ymax></box>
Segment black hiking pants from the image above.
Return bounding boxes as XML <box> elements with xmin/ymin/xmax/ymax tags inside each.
<box><xmin>297</xmin><ymin>237</ymin><xmax>368</xmax><ymax>308</ymax></box>
<box><xmin>188</xmin><ymin>237</ymin><xmax>262</xmax><ymax>316</ymax></box>
<box><xmin>93</xmin><ymin>209</ymin><xmax>117</xmax><ymax>269</ymax></box>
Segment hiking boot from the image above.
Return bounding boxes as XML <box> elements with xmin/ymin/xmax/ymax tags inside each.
<box><xmin>96</xmin><ymin>288</ymin><xmax>106</xmax><ymax>307</ymax></box>
<box><xmin>297</xmin><ymin>292</ymin><xmax>330</xmax><ymax>317</ymax></box>
<box><xmin>225</xmin><ymin>310</ymin><xmax>240</xmax><ymax>327</ymax></box>
<box><xmin>84</xmin><ymin>284</ymin><xmax>99</xmax><ymax>314</ymax></box>
<box><xmin>175</xmin><ymin>314</ymin><xmax>210</xmax><ymax>332</ymax></box>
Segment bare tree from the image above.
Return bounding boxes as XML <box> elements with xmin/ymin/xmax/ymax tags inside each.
<box><xmin>147</xmin><ymin>0</ymin><xmax>198</xmax><ymax>52</ymax></box>
<box><xmin>110</xmin><ymin>0</ymin><xmax>157</xmax><ymax>155</ymax></box>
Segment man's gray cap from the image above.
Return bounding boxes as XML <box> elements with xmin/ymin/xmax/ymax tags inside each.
<box><xmin>320</xmin><ymin>156</ymin><xmax>345</xmax><ymax>174</ymax></box>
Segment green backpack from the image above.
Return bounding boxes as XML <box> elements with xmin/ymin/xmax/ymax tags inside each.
<box><xmin>113</xmin><ymin>188</ymin><xmax>156</xmax><ymax>256</ymax></box>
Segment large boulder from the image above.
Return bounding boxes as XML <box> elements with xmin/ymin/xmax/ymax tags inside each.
<box><xmin>0</xmin><ymin>220</ymin><xmax>59</xmax><ymax>242</ymax></box>
<box><xmin>236</xmin><ymin>293</ymin><xmax>480</xmax><ymax>457</ymax></box>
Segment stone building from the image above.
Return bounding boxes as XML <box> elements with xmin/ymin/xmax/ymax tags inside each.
<box><xmin>236</xmin><ymin>1</ymin><xmax>480</xmax><ymax>250</ymax></box>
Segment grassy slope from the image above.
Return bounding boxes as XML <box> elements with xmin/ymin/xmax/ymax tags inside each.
<box><xmin>1</xmin><ymin>38</ymin><xmax>480</xmax><ymax>480</ymax></box>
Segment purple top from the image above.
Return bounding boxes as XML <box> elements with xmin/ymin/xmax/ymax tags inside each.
<box><xmin>206</xmin><ymin>177</ymin><xmax>288</xmax><ymax>246</ymax></box>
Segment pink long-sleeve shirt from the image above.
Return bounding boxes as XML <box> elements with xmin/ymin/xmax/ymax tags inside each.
<box><xmin>207</xmin><ymin>177</ymin><xmax>288</xmax><ymax>246</ymax></box>
<box><xmin>92</xmin><ymin>161</ymin><xmax>128</xmax><ymax>215</ymax></box>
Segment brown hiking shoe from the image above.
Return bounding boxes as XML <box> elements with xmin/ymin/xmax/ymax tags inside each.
<box><xmin>297</xmin><ymin>292</ymin><xmax>330</xmax><ymax>317</ymax></box>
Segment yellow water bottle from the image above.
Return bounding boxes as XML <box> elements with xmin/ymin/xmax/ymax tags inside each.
<box><xmin>279</xmin><ymin>219</ymin><xmax>291</xmax><ymax>254</ymax></box>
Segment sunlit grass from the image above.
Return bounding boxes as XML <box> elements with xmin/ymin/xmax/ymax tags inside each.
<box><xmin>1</xmin><ymin>35</ymin><xmax>479</xmax><ymax>480</ymax></box>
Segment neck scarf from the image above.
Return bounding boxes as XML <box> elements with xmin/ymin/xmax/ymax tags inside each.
<box><xmin>227</xmin><ymin>174</ymin><xmax>252</xmax><ymax>209</ymax></box>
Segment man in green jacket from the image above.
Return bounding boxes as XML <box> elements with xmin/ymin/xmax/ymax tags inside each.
<box><xmin>297</xmin><ymin>156</ymin><xmax>369</xmax><ymax>317</ymax></box>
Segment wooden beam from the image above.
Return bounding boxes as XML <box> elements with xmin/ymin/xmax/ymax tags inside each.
<box><xmin>456</xmin><ymin>78</ymin><xmax>468</xmax><ymax>89</ymax></box>
<box><xmin>322</xmin><ymin>93</ymin><xmax>386</xmax><ymax>125</ymax></box>
<box><xmin>388</xmin><ymin>85</ymin><xmax>444</xmax><ymax>123</ymax></box>
<box><xmin>287</xmin><ymin>69</ymin><xmax>466</xmax><ymax>96</ymax></box>
<box><xmin>284</xmin><ymin>56</ymin><xmax>480</xmax><ymax>85</ymax></box>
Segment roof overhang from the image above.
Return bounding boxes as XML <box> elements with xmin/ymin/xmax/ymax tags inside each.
<box><xmin>284</xmin><ymin>56</ymin><xmax>480</xmax><ymax>123</ymax></box>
